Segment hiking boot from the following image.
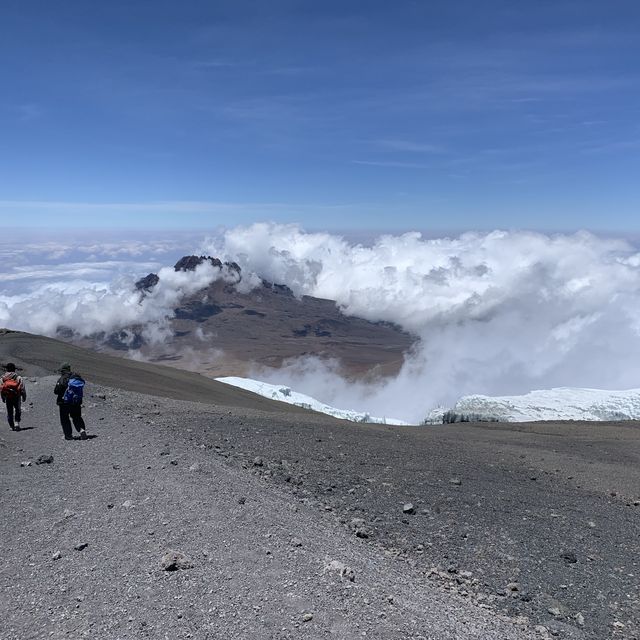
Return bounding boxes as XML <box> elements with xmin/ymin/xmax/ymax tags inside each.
<box><xmin>80</xmin><ymin>429</ymin><xmax>87</xmax><ymax>440</ymax></box>
<box><xmin>15</xmin><ymin>422</ymin><xmax>20</xmax><ymax>431</ymax></box>
<box><xmin>65</xmin><ymin>436</ymin><xmax>73</xmax><ymax>441</ymax></box>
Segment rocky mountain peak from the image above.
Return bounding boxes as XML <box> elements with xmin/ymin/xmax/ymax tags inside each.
<box><xmin>135</xmin><ymin>256</ymin><xmax>241</xmax><ymax>292</ymax></box>
<box><xmin>135</xmin><ymin>273</ymin><xmax>160</xmax><ymax>292</ymax></box>
<box><xmin>173</xmin><ymin>255</ymin><xmax>241</xmax><ymax>274</ymax></box>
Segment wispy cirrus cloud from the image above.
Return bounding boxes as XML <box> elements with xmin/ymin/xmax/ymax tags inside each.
<box><xmin>352</xmin><ymin>160</ymin><xmax>435</xmax><ymax>170</ymax></box>
<box><xmin>372</xmin><ymin>139</ymin><xmax>443</xmax><ymax>153</ymax></box>
<box><xmin>10</xmin><ymin>103</ymin><xmax>44</xmax><ymax>122</ymax></box>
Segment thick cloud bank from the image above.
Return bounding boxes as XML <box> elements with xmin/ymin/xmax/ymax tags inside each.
<box><xmin>204</xmin><ymin>224</ymin><xmax>640</xmax><ymax>422</ymax></box>
<box><xmin>2</xmin><ymin>225</ymin><xmax>640</xmax><ymax>423</ymax></box>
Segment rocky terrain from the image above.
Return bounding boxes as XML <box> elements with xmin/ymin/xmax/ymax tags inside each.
<box><xmin>2</xmin><ymin>379</ymin><xmax>537</xmax><ymax>640</ymax></box>
<box><xmin>1</xmin><ymin>332</ymin><xmax>639</xmax><ymax>639</ymax></box>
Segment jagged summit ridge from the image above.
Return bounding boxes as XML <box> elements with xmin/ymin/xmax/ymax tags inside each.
<box><xmin>135</xmin><ymin>255</ymin><xmax>294</xmax><ymax>297</ymax></box>
<box><xmin>135</xmin><ymin>255</ymin><xmax>242</xmax><ymax>292</ymax></box>
<box><xmin>173</xmin><ymin>255</ymin><xmax>241</xmax><ymax>274</ymax></box>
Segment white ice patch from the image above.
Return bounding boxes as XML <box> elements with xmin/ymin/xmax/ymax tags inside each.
<box><xmin>216</xmin><ymin>376</ymin><xmax>410</xmax><ymax>425</ymax></box>
<box><xmin>426</xmin><ymin>387</ymin><xmax>640</xmax><ymax>423</ymax></box>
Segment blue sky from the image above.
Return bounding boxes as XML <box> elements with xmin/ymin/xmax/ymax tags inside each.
<box><xmin>1</xmin><ymin>0</ymin><xmax>639</xmax><ymax>232</ymax></box>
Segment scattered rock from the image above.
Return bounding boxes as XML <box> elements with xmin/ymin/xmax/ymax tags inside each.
<box><xmin>170</xmin><ymin>460</ymin><xmax>178</xmax><ymax>466</ymax></box>
<box><xmin>302</xmin><ymin>612</ymin><xmax>313</xmax><ymax>623</ymax></box>
<box><xmin>449</xmin><ymin>478</ymin><xmax>462</xmax><ymax>486</ymax></box>
<box><xmin>324</xmin><ymin>560</ymin><xmax>356</xmax><ymax>582</ymax></box>
<box><xmin>402</xmin><ymin>503</ymin><xmax>415</xmax><ymax>514</ymax></box>
<box><xmin>20</xmin><ymin>461</ymin><xmax>31</xmax><ymax>467</ymax></box>
<box><xmin>575</xmin><ymin>612</ymin><xmax>585</xmax><ymax>627</ymax></box>
<box><xmin>121</xmin><ymin>500</ymin><xmax>134</xmax><ymax>509</ymax></box>
<box><xmin>36</xmin><ymin>455</ymin><xmax>54</xmax><ymax>465</ymax></box>
<box><xmin>161</xmin><ymin>550</ymin><xmax>192</xmax><ymax>571</ymax></box>
<box><xmin>560</xmin><ymin>551</ymin><xmax>578</xmax><ymax>564</ymax></box>
<box><xmin>348</xmin><ymin>517</ymin><xmax>371</xmax><ymax>538</ymax></box>
<box><xmin>507</xmin><ymin>582</ymin><xmax>519</xmax><ymax>592</ymax></box>
<box><xmin>291</xmin><ymin>537</ymin><xmax>303</xmax><ymax>547</ymax></box>
<box><xmin>253</xmin><ymin>457</ymin><xmax>264</xmax><ymax>467</ymax></box>
<box><xmin>238</xmin><ymin>496</ymin><xmax>246</xmax><ymax>505</ymax></box>
<box><xmin>188</xmin><ymin>463</ymin><xmax>201</xmax><ymax>472</ymax></box>
<box><xmin>74</xmin><ymin>543</ymin><xmax>88</xmax><ymax>551</ymax></box>
<box><xmin>52</xmin><ymin>551</ymin><xmax>62</xmax><ymax>561</ymax></box>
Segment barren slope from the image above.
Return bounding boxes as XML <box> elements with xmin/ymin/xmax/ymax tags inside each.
<box><xmin>0</xmin><ymin>378</ymin><xmax>534</xmax><ymax>640</ymax></box>
<box><xmin>0</xmin><ymin>329</ymin><xmax>308</xmax><ymax>413</ymax></box>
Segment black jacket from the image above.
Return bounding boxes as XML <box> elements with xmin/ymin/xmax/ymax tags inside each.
<box><xmin>54</xmin><ymin>372</ymin><xmax>85</xmax><ymax>406</ymax></box>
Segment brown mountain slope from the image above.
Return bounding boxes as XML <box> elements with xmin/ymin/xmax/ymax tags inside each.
<box><xmin>78</xmin><ymin>256</ymin><xmax>416</xmax><ymax>379</ymax></box>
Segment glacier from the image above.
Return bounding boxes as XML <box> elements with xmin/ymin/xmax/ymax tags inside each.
<box><xmin>215</xmin><ymin>376</ymin><xmax>410</xmax><ymax>425</ymax></box>
<box><xmin>217</xmin><ymin>377</ymin><xmax>640</xmax><ymax>425</ymax></box>
<box><xmin>426</xmin><ymin>387</ymin><xmax>640</xmax><ymax>423</ymax></box>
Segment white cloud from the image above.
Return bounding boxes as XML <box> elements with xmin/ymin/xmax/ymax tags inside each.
<box><xmin>0</xmin><ymin>261</ymin><xmax>232</xmax><ymax>341</ymax></box>
<box><xmin>205</xmin><ymin>223</ymin><xmax>640</xmax><ymax>421</ymax></box>
<box><xmin>3</xmin><ymin>223</ymin><xmax>640</xmax><ymax>423</ymax></box>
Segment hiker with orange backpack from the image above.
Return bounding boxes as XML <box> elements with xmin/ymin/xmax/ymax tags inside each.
<box><xmin>1</xmin><ymin>363</ymin><xmax>27</xmax><ymax>431</ymax></box>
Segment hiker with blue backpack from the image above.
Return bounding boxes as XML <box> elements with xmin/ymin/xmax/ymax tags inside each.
<box><xmin>54</xmin><ymin>362</ymin><xmax>87</xmax><ymax>440</ymax></box>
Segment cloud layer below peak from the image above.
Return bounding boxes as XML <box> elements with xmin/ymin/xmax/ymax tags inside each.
<box><xmin>2</xmin><ymin>224</ymin><xmax>640</xmax><ymax>422</ymax></box>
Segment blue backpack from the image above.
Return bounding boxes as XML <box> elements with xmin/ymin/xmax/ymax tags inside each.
<box><xmin>63</xmin><ymin>377</ymin><xmax>85</xmax><ymax>405</ymax></box>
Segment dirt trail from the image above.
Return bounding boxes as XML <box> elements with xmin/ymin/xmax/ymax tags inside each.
<box><xmin>0</xmin><ymin>377</ymin><xmax>534</xmax><ymax>640</ymax></box>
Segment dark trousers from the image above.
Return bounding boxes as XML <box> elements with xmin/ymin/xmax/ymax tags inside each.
<box><xmin>6</xmin><ymin>398</ymin><xmax>21</xmax><ymax>428</ymax></box>
<box><xmin>59</xmin><ymin>404</ymin><xmax>85</xmax><ymax>439</ymax></box>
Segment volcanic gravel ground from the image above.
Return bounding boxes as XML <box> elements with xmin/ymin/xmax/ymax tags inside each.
<box><xmin>184</xmin><ymin>410</ymin><xmax>639</xmax><ymax>640</ymax></box>
<box><xmin>18</xmin><ymin>379</ymin><xmax>634</xmax><ymax>640</ymax></box>
<box><xmin>0</xmin><ymin>377</ymin><xmax>538</xmax><ymax>640</ymax></box>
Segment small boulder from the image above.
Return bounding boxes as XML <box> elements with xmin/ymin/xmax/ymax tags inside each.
<box><xmin>161</xmin><ymin>550</ymin><xmax>192</xmax><ymax>571</ymax></box>
<box><xmin>560</xmin><ymin>551</ymin><xmax>578</xmax><ymax>564</ymax></box>
<box><xmin>324</xmin><ymin>560</ymin><xmax>356</xmax><ymax>582</ymax></box>
<box><xmin>402</xmin><ymin>503</ymin><xmax>415</xmax><ymax>515</ymax></box>
<box><xmin>36</xmin><ymin>455</ymin><xmax>54</xmax><ymax>465</ymax></box>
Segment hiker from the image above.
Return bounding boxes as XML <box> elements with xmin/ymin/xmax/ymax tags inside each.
<box><xmin>54</xmin><ymin>362</ymin><xmax>87</xmax><ymax>441</ymax></box>
<box><xmin>1</xmin><ymin>362</ymin><xmax>27</xmax><ymax>431</ymax></box>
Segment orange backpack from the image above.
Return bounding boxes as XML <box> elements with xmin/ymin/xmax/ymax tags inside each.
<box><xmin>2</xmin><ymin>378</ymin><xmax>21</xmax><ymax>399</ymax></box>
